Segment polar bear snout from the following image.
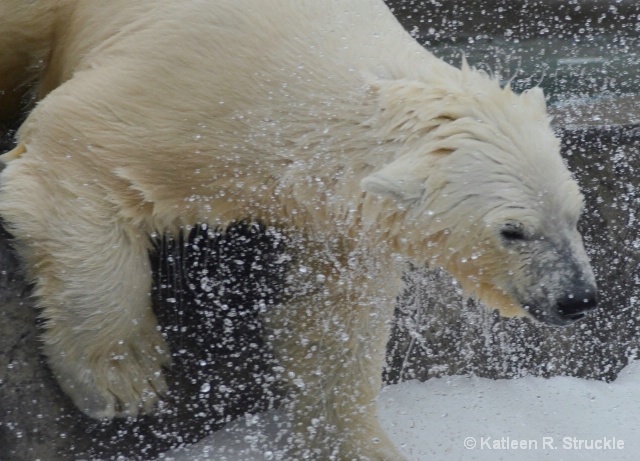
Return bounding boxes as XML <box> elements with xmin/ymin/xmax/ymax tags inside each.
<box><xmin>556</xmin><ymin>287</ymin><xmax>598</xmax><ymax>318</ymax></box>
<box><xmin>554</xmin><ymin>285</ymin><xmax>599</xmax><ymax>323</ymax></box>
<box><xmin>523</xmin><ymin>280</ymin><xmax>598</xmax><ymax>327</ymax></box>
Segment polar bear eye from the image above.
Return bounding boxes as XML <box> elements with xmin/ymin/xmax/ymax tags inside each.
<box><xmin>500</xmin><ymin>222</ymin><xmax>527</xmax><ymax>242</ymax></box>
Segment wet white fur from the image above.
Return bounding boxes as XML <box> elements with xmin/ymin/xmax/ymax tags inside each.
<box><xmin>0</xmin><ymin>1</ymin><xmax>590</xmax><ymax>460</ymax></box>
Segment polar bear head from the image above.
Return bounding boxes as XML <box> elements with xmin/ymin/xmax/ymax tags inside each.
<box><xmin>362</xmin><ymin>74</ymin><xmax>597</xmax><ymax>326</ymax></box>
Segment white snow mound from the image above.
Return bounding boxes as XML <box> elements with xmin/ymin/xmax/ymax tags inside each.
<box><xmin>159</xmin><ymin>360</ymin><xmax>640</xmax><ymax>460</ymax></box>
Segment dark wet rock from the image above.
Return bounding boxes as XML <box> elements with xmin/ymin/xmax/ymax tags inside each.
<box><xmin>386</xmin><ymin>0</ymin><xmax>640</xmax><ymax>43</ymax></box>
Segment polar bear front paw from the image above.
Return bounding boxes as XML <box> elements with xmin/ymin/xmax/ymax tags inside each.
<box><xmin>47</xmin><ymin>327</ymin><xmax>172</xmax><ymax>420</ymax></box>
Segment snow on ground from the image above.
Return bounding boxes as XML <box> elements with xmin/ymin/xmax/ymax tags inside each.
<box><xmin>159</xmin><ymin>360</ymin><xmax>640</xmax><ymax>461</ymax></box>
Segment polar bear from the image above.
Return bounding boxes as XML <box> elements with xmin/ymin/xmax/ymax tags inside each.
<box><xmin>0</xmin><ymin>0</ymin><xmax>597</xmax><ymax>459</ymax></box>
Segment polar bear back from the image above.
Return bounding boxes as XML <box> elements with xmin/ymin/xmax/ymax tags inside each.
<box><xmin>17</xmin><ymin>0</ymin><xmax>454</xmax><ymax>230</ymax></box>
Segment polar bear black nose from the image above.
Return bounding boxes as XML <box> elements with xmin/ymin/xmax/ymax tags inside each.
<box><xmin>556</xmin><ymin>289</ymin><xmax>598</xmax><ymax>321</ymax></box>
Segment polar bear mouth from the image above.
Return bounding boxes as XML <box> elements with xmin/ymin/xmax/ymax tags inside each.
<box><xmin>524</xmin><ymin>294</ymin><xmax>597</xmax><ymax>327</ymax></box>
<box><xmin>525</xmin><ymin>306</ymin><xmax>584</xmax><ymax>327</ymax></box>
<box><xmin>562</xmin><ymin>311</ymin><xmax>587</xmax><ymax>321</ymax></box>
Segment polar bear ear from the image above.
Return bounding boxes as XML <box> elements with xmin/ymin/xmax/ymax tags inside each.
<box><xmin>360</xmin><ymin>163</ymin><xmax>425</xmax><ymax>203</ymax></box>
